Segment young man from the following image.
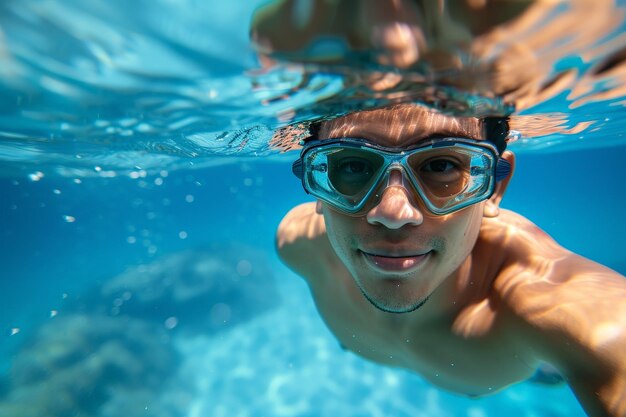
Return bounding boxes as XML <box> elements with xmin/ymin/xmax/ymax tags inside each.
<box><xmin>276</xmin><ymin>104</ymin><xmax>626</xmax><ymax>417</ymax></box>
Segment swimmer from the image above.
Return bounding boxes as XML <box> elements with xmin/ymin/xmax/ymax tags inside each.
<box><xmin>276</xmin><ymin>104</ymin><xmax>626</xmax><ymax>417</ymax></box>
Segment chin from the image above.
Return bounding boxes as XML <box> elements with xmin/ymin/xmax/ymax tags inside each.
<box><xmin>359</xmin><ymin>285</ymin><xmax>431</xmax><ymax>314</ymax></box>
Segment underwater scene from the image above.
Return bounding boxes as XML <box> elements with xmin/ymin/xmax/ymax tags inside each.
<box><xmin>1</xmin><ymin>1</ymin><xmax>626</xmax><ymax>416</ymax></box>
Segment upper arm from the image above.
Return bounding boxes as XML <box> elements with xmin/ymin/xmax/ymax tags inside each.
<box><xmin>561</xmin><ymin>276</ymin><xmax>626</xmax><ymax>417</ymax></box>
<box><xmin>499</xmin><ymin>257</ymin><xmax>626</xmax><ymax>416</ymax></box>
<box><xmin>570</xmin><ymin>362</ymin><xmax>626</xmax><ymax>417</ymax></box>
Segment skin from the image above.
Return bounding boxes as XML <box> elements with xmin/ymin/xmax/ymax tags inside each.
<box><xmin>276</xmin><ymin>105</ymin><xmax>626</xmax><ymax>417</ymax></box>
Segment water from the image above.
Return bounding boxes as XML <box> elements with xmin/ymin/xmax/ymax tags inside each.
<box><xmin>1</xmin><ymin>1</ymin><xmax>625</xmax><ymax>416</ymax></box>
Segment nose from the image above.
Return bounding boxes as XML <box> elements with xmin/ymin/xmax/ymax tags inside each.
<box><xmin>366</xmin><ymin>170</ymin><xmax>424</xmax><ymax>229</ymax></box>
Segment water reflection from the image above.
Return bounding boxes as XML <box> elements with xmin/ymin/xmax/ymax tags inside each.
<box><xmin>0</xmin><ymin>1</ymin><xmax>624</xmax><ymax>175</ymax></box>
<box><xmin>254</xmin><ymin>0</ymin><xmax>626</xmax><ymax>150</ymax></box>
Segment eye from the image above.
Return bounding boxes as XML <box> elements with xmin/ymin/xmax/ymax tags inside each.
<box><xmin>417</xmin><ymin>157</ymin><xmax>467</xmax><ymax>197</ymax></box>
<box><xmin>418</xmin><ymin>158</ymin><xmax>463</xmax><ymax>184</ymax></box>
<box><xmin>421</xmin><ymin>159</ymin><xmax>458</xmax><ymax>173</ymax></box>
<box><xmin>337</xmin><ymin>158</ymin><xmax>372</xmax><ymax>176</ymax></box>
<box><xmin>329</xmin><ymin>157</ymin><xmax>374</xmax><ymax>195</ymax></box>
<box><xmin>327</xmin><ymin>151</ymin><xmax>383</xmax><ymax>197</ymax></box>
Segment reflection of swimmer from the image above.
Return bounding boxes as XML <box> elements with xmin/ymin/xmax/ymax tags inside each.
<box><xmin>276</xmin><ymin>104</ymin><xmax>626</xmax><ymax>417</ymax></box>
<box><xmin>252</xmin><ymin>0</ymin><xmax>626</xmax><ymax>115</ymax></box>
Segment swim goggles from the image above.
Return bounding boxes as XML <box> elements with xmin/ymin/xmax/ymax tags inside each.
<box><xmin>292</xmin><ymin>137</ymin><xmax>511</xmax><ymax>216</ymax></box>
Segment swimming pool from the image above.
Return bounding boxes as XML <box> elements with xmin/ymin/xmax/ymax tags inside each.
<box><xmin>1</xmin><ymin>1</ymin><xmax>625</xmax><ymax>416</ymax></box>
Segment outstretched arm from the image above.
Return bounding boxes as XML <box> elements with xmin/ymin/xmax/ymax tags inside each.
<box><xmin>557</xmin><ymin>271</ymin><xmax>626</xmax><ymax>417</ymax></box>
<box><xmin>499</xmin><ymin>254</ymin><xmax>626</xmax><ymax>417</ymax></box>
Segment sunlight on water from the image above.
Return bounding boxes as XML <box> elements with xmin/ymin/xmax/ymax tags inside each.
<box><xmin>0</xmin><ymin>0</ymin><xmax>626</xmax><ymax>177</ymax></box>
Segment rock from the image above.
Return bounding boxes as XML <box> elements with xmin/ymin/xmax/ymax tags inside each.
<box><xmin>0</xmin><ymin>314</ymin><xmax>179</xmax><ymax>417</ymax></box>
<box><xmin>69</xmin><ymin>244</ymin><xmax>280</xmax><ymax>333</ymax></box>
<box><xmin>0</xmin><ymin>244</ymin><xmax>279</xmax><ymax>416</ymax></box>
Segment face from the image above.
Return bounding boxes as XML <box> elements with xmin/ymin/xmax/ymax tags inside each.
<box><xmin>317</xmin><ymin>104</ymin><xmax>492</xmax><ymax>313</ymax></box>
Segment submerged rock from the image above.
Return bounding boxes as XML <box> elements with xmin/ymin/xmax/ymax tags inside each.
<box><xmin>0</xmin><ymin>244</ymin><xmax>279</xmax><ymax>417</ymax></box>
<box><xmin>0</xmin><ymin>314</ymin><xmax>181</xmax><ymax>417</ymax></box>
<box><xmin>70</xmin><ymin>244</ymin><xmax>280</xmax><ymax>333</ymax></box>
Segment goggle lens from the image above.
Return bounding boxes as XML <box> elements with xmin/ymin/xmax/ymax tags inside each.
<box><xmin>327</xmin><ymin>148</ymin><xmax>385</xmax><ymax>197</ymax></box>
<box><xmin>407</xmin><ymin>150</ymin><xmax>472</xmax><ymax>199</ymax></box>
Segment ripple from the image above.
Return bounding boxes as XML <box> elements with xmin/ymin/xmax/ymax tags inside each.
<box><xmin>1</xmin><ymin>0</ymin><xmax>626</xmax><ymax>176</ymax></box>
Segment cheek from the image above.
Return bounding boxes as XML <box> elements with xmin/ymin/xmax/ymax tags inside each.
<box><xmin>322</xmin><ymin>207</ymin><xmax>359</xmax><ymax>263</ymax></box>
<box><xmin>322</xmin><ymin>208</ymin><xmax>357</xmax><ymax>254</ymax></box>
<box><xmin>442</xmin><ymin>205</ymin><xmax>484</xmax><ymax>257</ymax></box>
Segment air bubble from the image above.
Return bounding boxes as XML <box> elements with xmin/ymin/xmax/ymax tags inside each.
<box><xmin>164</xmin><ymin>317</ymin><xmax>178</xmax><ymax>329</ymax></box>
<box><xmin>28</xmin><ymin>171</ymin><xmax>44</xmax><ymax>181</ymax></box>
<box><xmin>236</xmin><ymin>260</ymin><xmax>252</xmax><ymax>276</ymax></box>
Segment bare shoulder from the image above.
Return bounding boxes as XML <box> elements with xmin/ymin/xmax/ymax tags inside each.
<box><xmin>487</xmin><ymin>210</ymin><xmax>626</xmax><ymax>328</ymax></box>
<box><xmin>485</xmin><ymin>209</ymin><xmax>626</xmax><ymax>311</ymax></box>
<box><xmin>276</xmin><ymin>202</ymin><xmax>325</xmax><ymax>245</ymax></box>
<box><xmin>480</xmin><ymin>208</ymin><xmax>558</xmax><ymax>248</ymax></box>
<box><xmin>276</xmin><ymin>202</ymin><xmax>333</xmax><ymax>278</ymax></box>
<box><xmin>487</xmin><ymin>210</ymin><xmax>626</xmax><ymax>415</ymax></box>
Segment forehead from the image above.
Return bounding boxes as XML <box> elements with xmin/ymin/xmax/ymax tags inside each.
<box><xmin>318</xmin><ymin>105</ymin><xmax>484</xmax><ymax>147</ymax></box>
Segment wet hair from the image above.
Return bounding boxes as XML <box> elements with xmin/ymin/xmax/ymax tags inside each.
<box><xmin>307</xmin><ymin>120</ymin><xmax>322</xmax><ymax>141</ymax></box>
<box><xmin>482</xmin><ymin>116</ymin><xmax>509</xmax><ymax>154</ymax></box>
<box><xmin>306</xmin><ymin>116</ymin><xmax>510</xmax><ymax>154</ymax></box>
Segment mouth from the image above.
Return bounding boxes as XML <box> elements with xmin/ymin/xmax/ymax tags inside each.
<box><xmin>360</xmin><ymin>250</ymin><xmax>431</xmax><ymax>273</ymax></box>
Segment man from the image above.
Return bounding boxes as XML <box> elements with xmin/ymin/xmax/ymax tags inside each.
<box><xmin>276</xmin><ymin>104</ymin><xmax>626</xmax><ymax>417</ymax></box>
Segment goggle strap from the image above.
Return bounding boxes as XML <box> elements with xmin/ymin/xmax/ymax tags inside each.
<box><xmin>292</xmin><ymin>159</ymin><xmax>304</xmax><ymax>179</ymax></box>
<box><xmin>495</xmin><ymin>158</ymin><xmax>511</xmax><ymax>183</ymax></box>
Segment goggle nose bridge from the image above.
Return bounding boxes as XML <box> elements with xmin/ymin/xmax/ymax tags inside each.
<box><xmin>382</xmin><ymin>161</ymin><xmax>408</xmax><ymax>186</ymax></box>
<box><xmin>375</xmin><ymin>160</ymin><xmax>423</xmax><ymax>200</ymax></box>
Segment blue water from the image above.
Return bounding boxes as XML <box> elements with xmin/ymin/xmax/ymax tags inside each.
<box><xmin>1</xmin><ymin>1</ymin><xmax>626</xmax><ymax>416</ymax></box>
<box><xmin>2</xmin><ymin>146</ymin><xmax>625</xmax><ymax>416</ymax></box>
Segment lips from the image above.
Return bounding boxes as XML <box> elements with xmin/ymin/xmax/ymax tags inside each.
<box><xmin>361</xmin><ymin>250</ymin><xmax>431</xmax><ymax>273</ymax></box>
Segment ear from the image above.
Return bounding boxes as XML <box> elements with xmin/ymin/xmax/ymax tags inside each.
<box><xmin>483</xmin><ymin>151</ymin><xmax>515</xmax><ymax>218</ymax></box>
<box><xmin>315</xmin><ymin>200</ymin><xmax>323</xmax><ymax>214</ymax></box>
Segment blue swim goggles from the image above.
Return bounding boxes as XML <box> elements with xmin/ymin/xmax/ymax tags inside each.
<box><xmin>292</xmin><ymin>137</ymin><xmax>511</xmax><ymax>216</ymax></box>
